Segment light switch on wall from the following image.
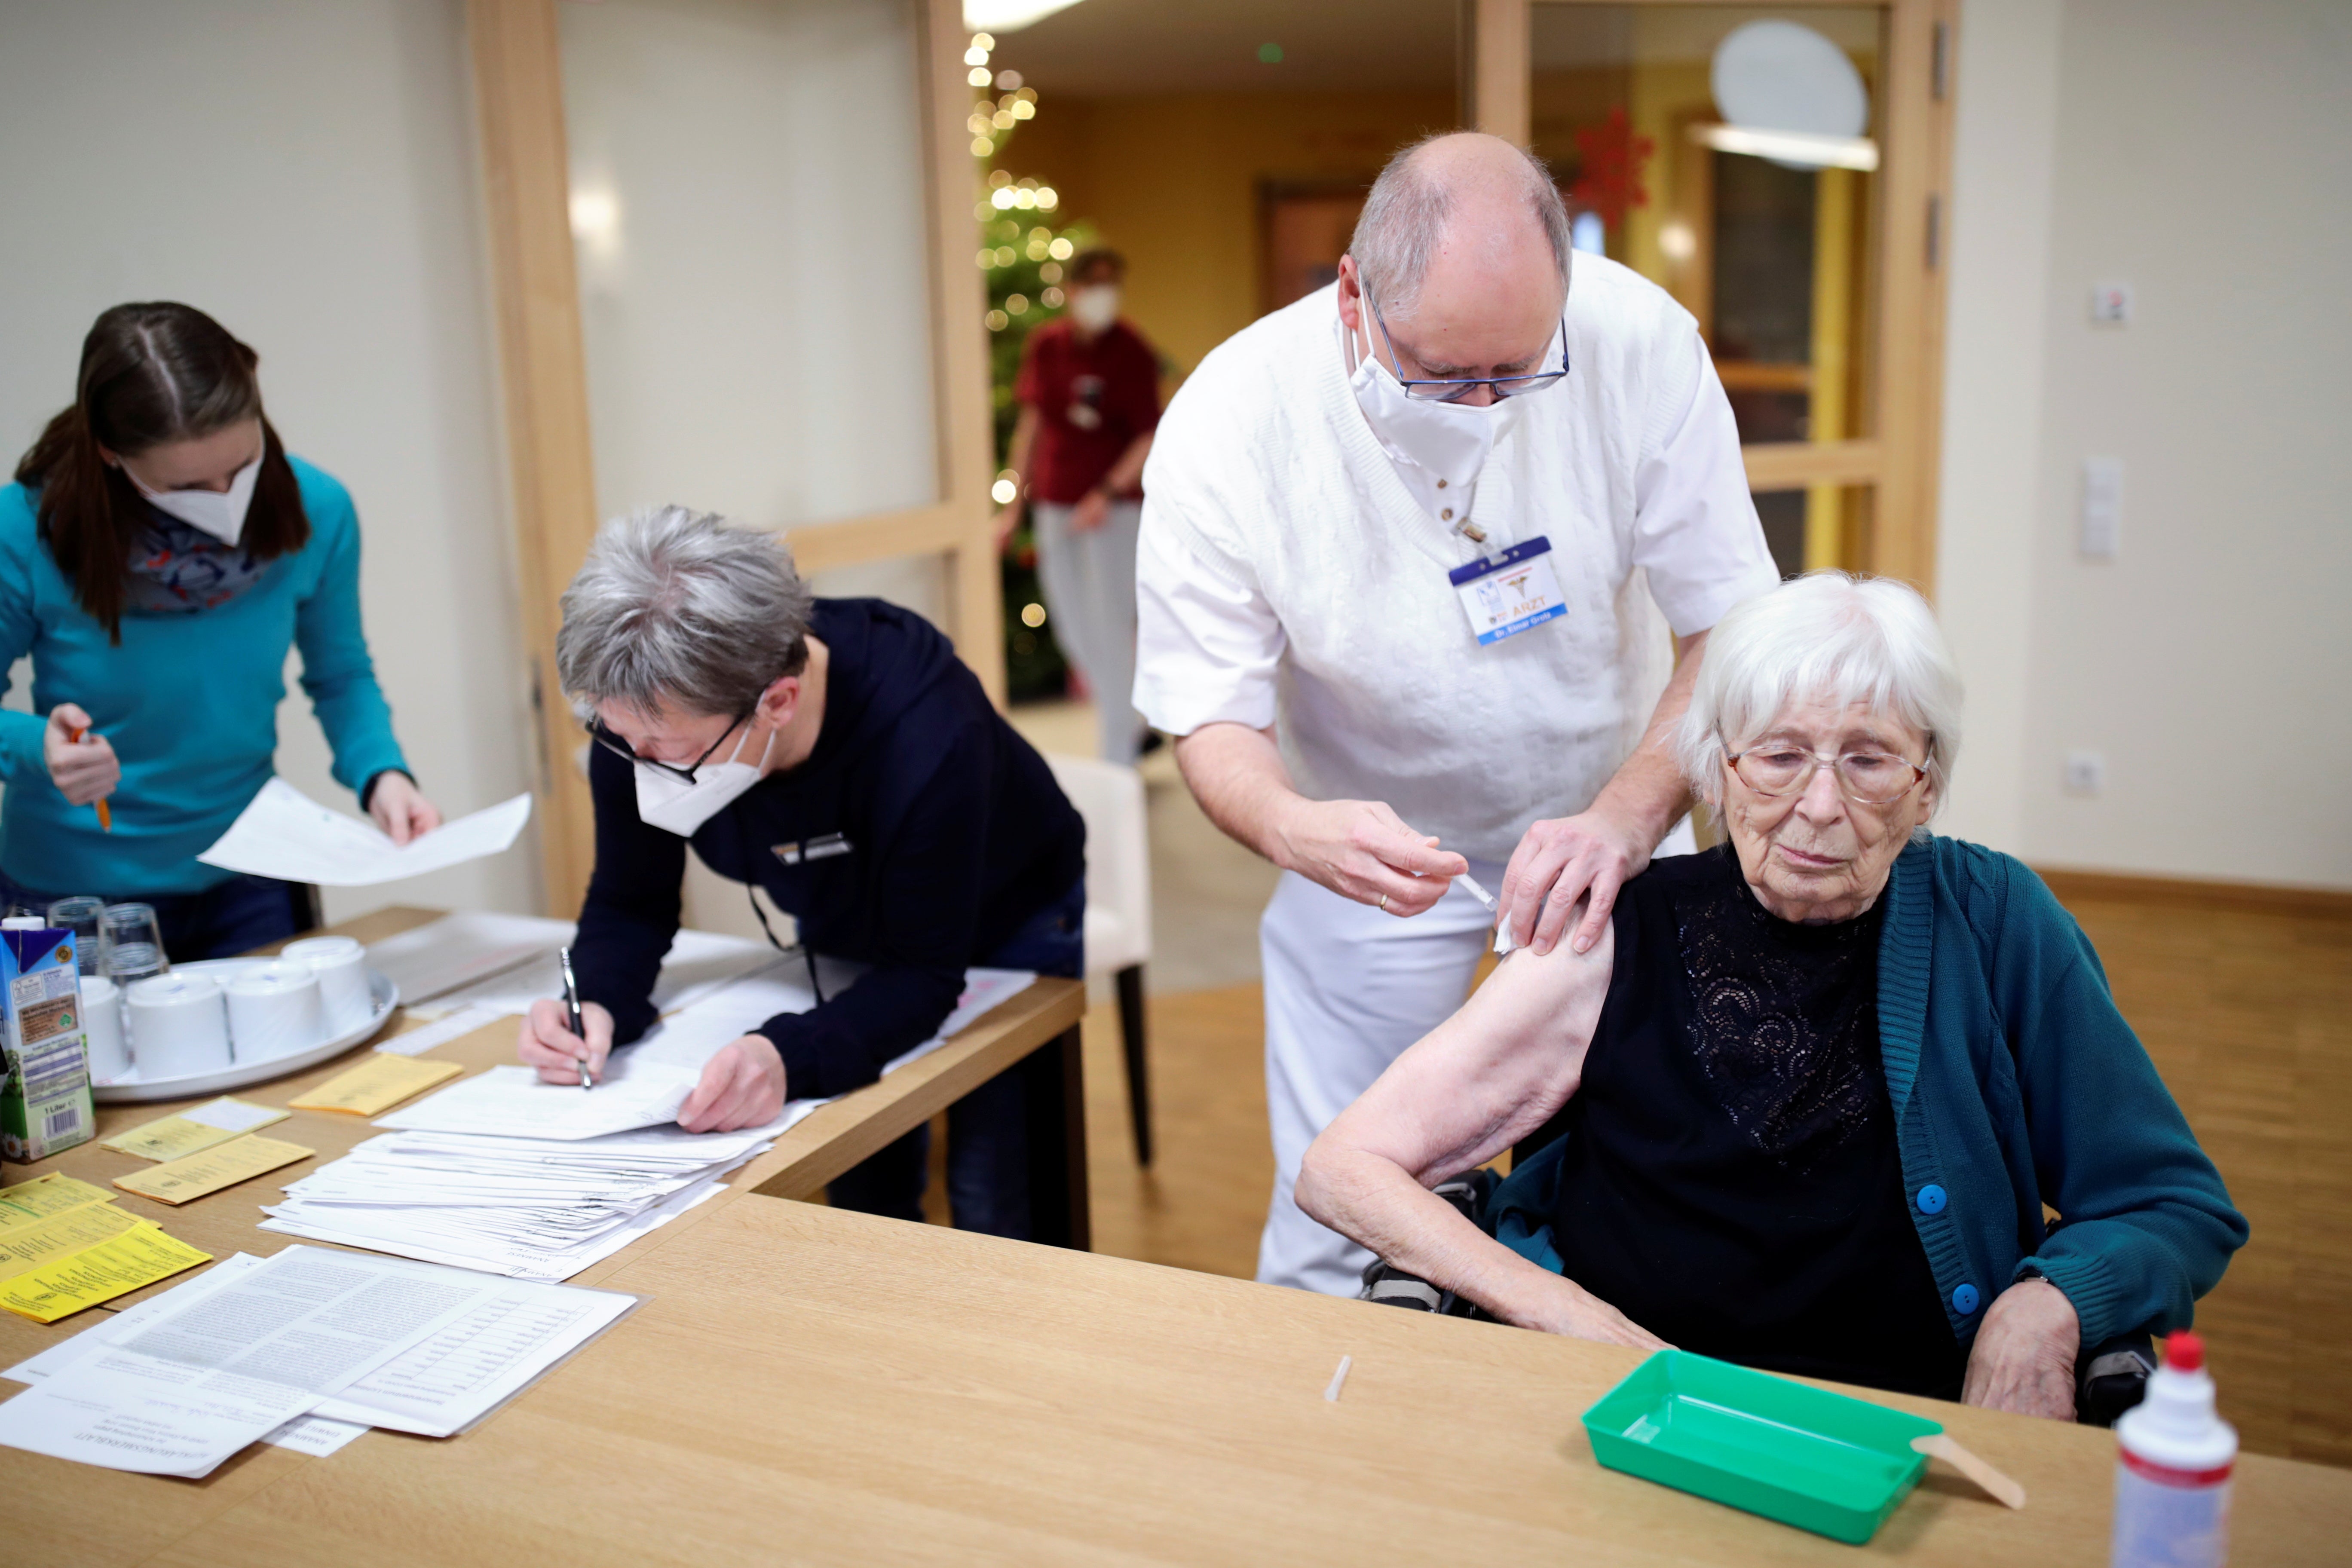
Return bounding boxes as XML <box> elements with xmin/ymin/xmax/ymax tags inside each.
<box><xmin>2090</xmin><ymin>282</ymin><xmax>2133</xmax><ymax>324</ymax></box>
<box><xmin>2080</xmin><ymin>458</ymin><xmax>2123</xmax><ymax>559</ymax></box>
<box><xmin>2064</xmin><ymin>750</ymin><xmax>2106</xmax><ymax>795</ymax></box>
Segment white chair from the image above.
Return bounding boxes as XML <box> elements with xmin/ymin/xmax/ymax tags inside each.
<box><xmin>1044</xmin><ymin>753</ymin><xmax>1154</xmax><ymax>1165</ymax></box>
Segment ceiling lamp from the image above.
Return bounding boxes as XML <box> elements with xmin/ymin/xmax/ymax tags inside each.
<box><xmin>963</xmin><ymin>0</ymin><xmax>1085</xmax><ymax>33</ymax></box>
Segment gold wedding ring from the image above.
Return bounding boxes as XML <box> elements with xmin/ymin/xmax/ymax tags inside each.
<box><xmin>1378</xmin><ymin>893</ymin><xmax>1390</xmax><ymax>911</ymax></box>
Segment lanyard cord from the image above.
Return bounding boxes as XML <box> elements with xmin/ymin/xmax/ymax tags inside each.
<box><xmin>727</xmin><ymin>799</ymin><xmax>824</xmax><ymax>1005</ymax></box>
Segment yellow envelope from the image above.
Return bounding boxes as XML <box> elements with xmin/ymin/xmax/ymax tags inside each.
<box><xmin>0</xmin><ymin>1200</ymin><xmax>142</xmax><ymax>1282</ymax></box>
<box><xmin>289</xmin><ymin>1054</ymin><xmax>466</xmax><ymax>1116</ymax></box>
<box><xmin>0</xmin><ymin>1223</ymin><xmax>213</xmax><ymax>1322</ymax></box>
<box><xmin>102</xmin><ymin>1097</ymin><xmax>292</xmax><ymax>1161</ymax></box>
<box><xmin>0</xmin><ymin>1172</ymin><xmax>117</xmax><ymax>1232</ymax></box>
<box><xmin>112</xmin><ymin>1134</ymin><xmax>315</xmax><ymax>1206</ymax></box>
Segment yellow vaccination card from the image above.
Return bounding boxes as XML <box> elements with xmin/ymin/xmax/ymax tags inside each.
<box><xmin>112</xmin><ymin>1135</ymin><xmax>315</xmax><ymax>1207</ymax></box>
<box><xmin>0</xmin><ymin>1201</ymin><xmax>142</xmax><ymax>1282</ymax></box>
<box><xmin>0</xmin><ymin>1172</ymin><xmax>117</xmax><ymax>1232</ymax></box>
<box><xmin>290</xmin><ymin>1055</ymin><xmax>465</xmax><ymax>1116</ymax></box>
<box><xmin>102</xmin><ymin>1097</ymin><xmax>291</xmax><ymax>1161</ymax></box>
<box><xmin>0</xmin><ymin>1224</ymin><xmax>212</xmax><ymax>1322</ymax></box>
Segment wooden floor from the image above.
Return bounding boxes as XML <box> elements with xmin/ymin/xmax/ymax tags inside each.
<box><xmin>940</xmin><ymin>887</ymin><xmax>2351</xmax><ymax>1468</ymax></box>
<box><xmin>2057</xmin><ymin>888</ymin><xmax>2352</xmax><ymax>1467</ymax></box>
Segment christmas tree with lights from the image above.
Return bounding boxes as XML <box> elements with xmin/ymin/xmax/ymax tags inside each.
<box><xmin>964</xmin><ymin>29</ymin><xmax>1098</xmax><ymax>698</ymax></box>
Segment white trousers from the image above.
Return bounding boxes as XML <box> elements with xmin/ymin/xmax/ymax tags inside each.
<box><xmin>1255</xmin><ymin>818</ymin><xmax>1698</xmax><ymax>1297</ymax></box>
<box><xmin>1032</xmin><ymin>499</ymin><xmax>1142</xmax><ymax>765</ymax></box>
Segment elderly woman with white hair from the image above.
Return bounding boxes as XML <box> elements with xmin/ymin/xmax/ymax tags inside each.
<box><xmin>1297</xmin><ymin>572</ymin><xmax>2245</xmax><ymax>1418</ymax></box>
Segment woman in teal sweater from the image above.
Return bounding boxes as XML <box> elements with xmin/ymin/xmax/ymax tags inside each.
<box><xmin>1297</xmin><ymin>572</ymin><xmax>2245</xmax><ymax>1422</ymax></box>
<box><xmin>0</xmin><ymin>302</ymin><xmax>441</xmax><ymax>959</ymax></box>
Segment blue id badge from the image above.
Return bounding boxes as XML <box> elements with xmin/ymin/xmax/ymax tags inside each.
<box><xmin>1448</xmin><ymin>536</ymin><xmax>1566</xmax><ymax>646</ymax></box>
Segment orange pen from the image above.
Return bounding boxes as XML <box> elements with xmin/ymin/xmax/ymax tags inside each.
<box><xmin>65</xmin><ymin>722</ymin><xmax>112</xmax><ymax>833</ymax></box>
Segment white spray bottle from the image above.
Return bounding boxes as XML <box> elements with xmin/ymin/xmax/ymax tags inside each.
<box><xmin>2112</xmin><ymin>1330</ymin><xmax>2235</xmax><ymax>1568</ymax></box>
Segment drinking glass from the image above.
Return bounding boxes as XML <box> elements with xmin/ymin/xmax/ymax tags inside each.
<box><xmin>47</xmin><ymin>897</ymin><xmax>107</xmax><ymax>975</ymax></box>
<box><xmin>100</xmin><ymin>903</ymin><xmax>169</xmax><ymax>987</ymax></box>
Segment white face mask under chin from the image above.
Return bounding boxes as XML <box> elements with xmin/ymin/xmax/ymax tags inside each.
<box><xmin>633</xmin><ymin>721</ymin><xmax>776</xmax><ymax>837</ymax></box>
<box><xmin>1342</xmin><ymin>308</ymin><xmax>1532</xmax><ymax>493</ymax></box>
<box><xmin>123</xmin><ymin>450</ymin><xmax>263</xmax><ymax>546</ymax></box>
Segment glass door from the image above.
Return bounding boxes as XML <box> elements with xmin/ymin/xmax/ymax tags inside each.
<box><xmin>1511</xmin><ymin>0</ymin><xmax>1952</xmax><ymax>585</ymax></box>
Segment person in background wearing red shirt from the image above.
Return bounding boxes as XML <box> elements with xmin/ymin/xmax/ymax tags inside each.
<box><xmin>994</xmin><ymin>248</ymin><xmax>1161</xmax><ymax>764</ymax></box>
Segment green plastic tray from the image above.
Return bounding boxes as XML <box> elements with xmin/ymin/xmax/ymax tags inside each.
<box><xmin>1580</xmin><ymin>1350</ymin><xmax>1944</xmax><ymax>1544</ymax></box>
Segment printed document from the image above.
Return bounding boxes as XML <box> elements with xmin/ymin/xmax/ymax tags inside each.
<box><xmin>199</xmin><ymin>778</ymin><xmax>532</xmax><ymax>888</ymax></box>
<box><xmin>0</xmin><ymin>1245</ymin><xmax>504</xmax><ymax>1475</ymax></box>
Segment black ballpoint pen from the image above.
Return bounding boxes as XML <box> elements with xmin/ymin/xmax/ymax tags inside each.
<box><xmin>560</xmin><ymin>946</ymin><xmax>591</xmax><ymax>1090</ymax></box>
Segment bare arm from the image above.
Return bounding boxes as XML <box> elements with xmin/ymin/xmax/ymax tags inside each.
<box><xmin>1297</xmin><ymin>916</ymin><xmax>1668</xmax><ymax>1346</ymax></box>
<box><xmin>1500</xmin><ymin>628</ymin><xmax>1710</xmax><ymax>956</ymax></box>
<box><xmin>1072</xmin><ymin>431</ymin><xmax>1155</xmax><ymax>532</ymax></box>
<box><xmin>1173</xmin><ymin>721</ymin><xmax>1467</xmax><ymax>916</ymax></box>
<box><xmin>991</xmin><ymin>405</ymin><xmax>1043</xmax><ymax>550</ymax></box>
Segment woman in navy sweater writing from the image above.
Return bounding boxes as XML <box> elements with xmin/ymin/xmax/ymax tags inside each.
<box><xmin>519</xmin><ymin>506</ymin><xmax>1085</xmax><ymax>1238</ymax></box>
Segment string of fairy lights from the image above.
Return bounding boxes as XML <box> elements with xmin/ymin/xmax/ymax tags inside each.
<box><xmin>965</xmin><ymin>31</ymin><xmax>1083</xmax><ymax>338</ymax></box>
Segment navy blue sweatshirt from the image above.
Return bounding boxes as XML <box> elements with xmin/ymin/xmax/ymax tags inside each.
<box><xmin>570</xmin><ymin>598</ymin><xmax>1086</xmax><ymax>1098</ymax></box>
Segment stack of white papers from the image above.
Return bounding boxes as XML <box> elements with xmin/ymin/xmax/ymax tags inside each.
<box><xmin>261</xmin><ymin>1120</ymin><xmax>775</xmax><ymax>1281</ymax></box>
<box><xmin>1</xmin><ymin>1249</ymin><xmax>637</xmax><ymax>1472</ymax></box>
<box><xmin>255</xmin><ymin>962</ymin><xmax>1037</xmax><ymax>1280</ymax></box>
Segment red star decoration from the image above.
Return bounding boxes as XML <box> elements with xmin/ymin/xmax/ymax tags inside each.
<box><xmin>1569</xmin><ymin>105</ymin><xmax>1655</xmax><ymax>232</ymax></box>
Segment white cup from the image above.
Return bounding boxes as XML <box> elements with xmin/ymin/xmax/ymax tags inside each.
<box><xmin>226</xmin><ymin>959</ymin><xmax>325</xmax><ymax>1063</ymax></box>
<box><xmin>126</xmin><ymin>973</ymin><xmax>231</xmax><ymax>1079</ymax></box>
<box><xmin>79</xmin><ymin>974</ymin><xmax>129</xmax><ymax>1082</ymax></box>
<box><xmin>282</xmin><ymin>935</ymin><xmax>372</xmax><ymax>1034</ymax></box>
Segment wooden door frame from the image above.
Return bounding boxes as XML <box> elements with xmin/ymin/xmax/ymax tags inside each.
<box><xmin>1464</xmin><ymin>0</ymin><xmax>1957</xmax><ymax>596</ymax></box>
<box><xmin>467</xmin><ymin>0</ymin><xmax>999</xmax><ymax>917</ymax></box>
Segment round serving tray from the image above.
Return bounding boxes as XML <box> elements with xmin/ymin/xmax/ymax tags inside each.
<box><xmin>91</xmin><ymin>959</ymin><xmax>401</xmax><ymax>1104</ymax></box>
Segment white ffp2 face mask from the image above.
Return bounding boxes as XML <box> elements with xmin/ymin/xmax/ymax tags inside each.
<box><xmin>633</xmin><ymin>722</ymin><xmax>775</xmax><ymax>837</ymax></box>
<box><xmin>1343</xmin><ymin>305</ymin><xmax>1532</xmax><ymax>488</ymax></box>
<box><xmin>124</xmin><ymin>450</ymin><xmax>263</xmax><ymax>546</ymax></box>
<box><xmin>1069</xmin><ymin>285</ymin><xmax>1120</xmax><ymax>333</ymax></box>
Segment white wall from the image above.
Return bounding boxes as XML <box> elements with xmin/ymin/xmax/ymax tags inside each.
<box><xmin>558</xmin><ymin>0</ymin><xmax>939</xmax><ymax>533</ymax></box>
<box><xmin>1936</xmin><ymin>0</ymin><xmax>2352</xmax><ymax>888</ymax></box>
<box><xmin>0</xmin><ymin>0</ymin><xmax>540</xmax><ymax>923</ymax></box>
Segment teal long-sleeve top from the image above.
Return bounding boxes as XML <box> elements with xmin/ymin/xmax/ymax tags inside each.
<box><xmin>0</xmin><ymin>456</ymin><xmax>410</xmax><ymax>895</ymax></box>
<box><xmin>1494</xmin><ymin>835</ymin><xmax>2248</xmax><ymax>1355</ymax></box>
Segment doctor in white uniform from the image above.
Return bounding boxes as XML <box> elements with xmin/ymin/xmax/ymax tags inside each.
<box><xmin>1134</xmin><ymin>132</ymin><xmax>1779</xmax><ymax>1296</ymax></box>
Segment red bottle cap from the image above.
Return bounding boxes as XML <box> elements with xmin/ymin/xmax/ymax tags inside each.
<box><xmin>2165</xmin><ymin>1330</ymin><xmax>2205</xmax><ymax>1371</ymax></box>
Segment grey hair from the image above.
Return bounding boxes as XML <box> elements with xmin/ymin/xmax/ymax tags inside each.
<box><xmin>556</xmin><ymin>505</ymin><xmax>813</xmax><ymax>720</ymax></box>
<box><xmin>1674</xmin><ymin>571</ymin><xmax>1963</xmax><ymax>823</ymax></box>
<box><xmin>1348</xmin><ymin>133</ymin><xmax>1573</xmax><ymax>321</ymax></box>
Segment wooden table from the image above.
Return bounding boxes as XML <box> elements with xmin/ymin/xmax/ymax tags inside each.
<box><xmin>9</xmin><ymin>910</ymin><xmax>2351</xmax><ymax>1564</ymax></box>
<box><xmin>3</xmin><ymin>1195</ymin><xmax>2331</xmax><ymax>1568</ymax></box>
<box><xmin>4</xmin><ymin>903</ymin><xmax>1089</xmax><ymax>1305</ymax></box>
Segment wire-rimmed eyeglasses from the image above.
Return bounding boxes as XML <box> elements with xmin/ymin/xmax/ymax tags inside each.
<box><xmin>1725</xmin><ymin>740</ymin><xmax>1931</xmax><ymax>806</ymax></box>
<box><xmin>590</xmin><ymin>703</ymin><xmax>755</xmax><ymax>782</ymax></box>
<box><xmin>1366</xmin><ymin>292</ymin><xmax>1570</xmax><ymax>403</ymax></box>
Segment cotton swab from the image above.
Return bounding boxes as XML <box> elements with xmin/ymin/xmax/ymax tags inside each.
<box><xmin>1323</xmin><ymin>1355</ymin><xmax>1353</xmax><ymax>1403</ymax></box>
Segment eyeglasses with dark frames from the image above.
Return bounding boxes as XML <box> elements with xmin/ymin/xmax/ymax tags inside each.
<box><xmin>1366</xmin><ymin>291</ymin><xmax>1571</xmax><ymax>403</ymax></box>
<box><xmin>590</xmin><ymin>703</ymin><xmax>756</xmax><ymax>782</ymax></box>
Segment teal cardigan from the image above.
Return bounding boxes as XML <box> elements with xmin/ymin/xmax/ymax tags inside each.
<box><xmin>0</xmin><ymin>457</ymin><xmax>409</xmax><ymax>896</ymax></box>
<box><xmin>1491</xmin><ymin>836</ymin><xmax>2248</xmax><ymax>1353</ymax></box>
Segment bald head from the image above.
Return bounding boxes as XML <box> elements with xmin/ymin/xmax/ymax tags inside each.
<box><xmin>1347</xmin><ymin>133</ymin><xmax>1571</xmax><ymax>326</ymax></box>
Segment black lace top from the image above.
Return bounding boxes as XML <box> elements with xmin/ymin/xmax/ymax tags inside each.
<box><xmin>1540</xmin><ymin>844</ymin><xmax>1963</xmax><ymax>1397</ymax></box>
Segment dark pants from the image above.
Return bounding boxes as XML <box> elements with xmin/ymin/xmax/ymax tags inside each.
<box><xmin>0</xmin><ymin>870</ymin><xmax>308</xmax><ymax>963</ymax></box>
<box><xmin>825</xmin><ymin>879</ymin><xmax>1084</xmax><ymax>1239</ymax></box>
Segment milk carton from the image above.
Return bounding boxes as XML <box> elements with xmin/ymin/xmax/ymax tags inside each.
<box><xmin>0</xmin><ymin>922</ymin><xmax>97</xmax><ymax>1162</ymax></box>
